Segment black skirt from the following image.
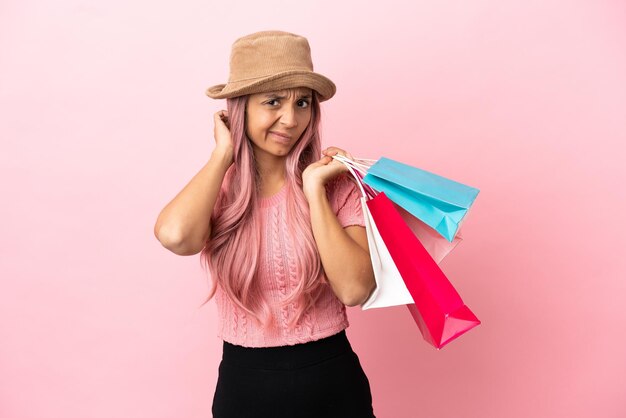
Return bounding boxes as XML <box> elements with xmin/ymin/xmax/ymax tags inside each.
<box><xmin>211</xmin><ymin>329</ymin><xmax>376</xmax><ymax>418</ymax></box>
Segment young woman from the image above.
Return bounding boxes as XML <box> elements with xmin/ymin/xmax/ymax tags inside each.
<box><xmin>154</xmin><ymin>30</ymin><xmax>377</xmax><ymax>418</ymax></box>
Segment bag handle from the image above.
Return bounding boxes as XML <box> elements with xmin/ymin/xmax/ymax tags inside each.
<box><xmin>332</xmin><ymin>154</ymin><xmax>372</xmax><ymax>175</ymax></box>
<box><xmin>331</xmin><ymin>155</ymin><xmax>377</xmax><ymax>200</ymax></box>
<box><xmin>332</xmin><ymin>154</ymin><xmax>378</xmax><ymax>199</ymax></box>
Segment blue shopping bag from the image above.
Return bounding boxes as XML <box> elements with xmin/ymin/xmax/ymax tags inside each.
<box><xmin>362</xmin><ymin>157</ymin><xmax>480</xmax><ymax>242</ymax></box>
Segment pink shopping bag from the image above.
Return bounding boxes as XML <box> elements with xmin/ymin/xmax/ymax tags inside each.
<box><xmin>367</xmin><ymin>191</ymin><xmax>481</xmax><ymax>350</ymax></box>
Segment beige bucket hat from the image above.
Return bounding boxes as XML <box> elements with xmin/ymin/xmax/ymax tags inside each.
<box><xmin>205</xmin><ymin>30</ymin><xmax>337</xmax><ymax>102</ymax></box>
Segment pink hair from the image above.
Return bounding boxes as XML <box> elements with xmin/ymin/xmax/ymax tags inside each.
<box><xmin>199</xmin><ymin>90</ymin><xmax>333</xmax><ymax>332</ymax></box>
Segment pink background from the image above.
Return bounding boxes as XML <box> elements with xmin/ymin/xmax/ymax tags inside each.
<box><xmin>2</xmin><ymin>1</ymin><xmax>625</xmax><ymax>417</ymax></box>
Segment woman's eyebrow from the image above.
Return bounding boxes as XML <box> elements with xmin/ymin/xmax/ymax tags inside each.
<box><xmin>263</xmin><ymin>93</ymin><xmax>312</xmax><ymax>99</ymax></box>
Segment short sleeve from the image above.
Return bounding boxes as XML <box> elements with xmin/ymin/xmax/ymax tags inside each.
<box><xmin>329</xmin><ymin>175</ymin><xmax>366</xmax><ymax>228</ymax></box>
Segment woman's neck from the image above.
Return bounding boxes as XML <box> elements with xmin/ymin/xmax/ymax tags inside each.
<box><xmin>254</xmin><ymin>153</ymin><xmax>287</xmax><ymax>198</ymax></box>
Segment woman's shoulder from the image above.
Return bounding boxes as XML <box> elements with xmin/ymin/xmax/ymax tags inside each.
<box><xmin>326</xmin><ymin>172</ymin><xmax>358</xmax><ymax>193</ymax></box>
<box><xmin>326</xmin><ymin>173</ymin><xmax>365</xmax><ymax>228</ymax></box>
<box><xmin>326</xmin><ymin>173</ymin><xmax>362</xmax><ymax>208</ymax></box>
<box><xmin>326</xmin><ymin>173</ymin><xmax>360</xmax><ymax>197</ymax></box>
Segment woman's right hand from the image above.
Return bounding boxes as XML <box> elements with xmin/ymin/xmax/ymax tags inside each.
<box><xmin>213</xmin><ymin>109</ymin><xmax>234</xmax><ymax>164</ymax></box>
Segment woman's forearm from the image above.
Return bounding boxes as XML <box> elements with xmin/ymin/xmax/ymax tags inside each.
<box><xmin>306</xmin><ymin>185</ymin><xmax>374</xmax><ymax>306</ymax></box>
<box><xmin>154</xmin><ymin>149</ymin><xmax>232</xmax><ymax>255</ymax></box>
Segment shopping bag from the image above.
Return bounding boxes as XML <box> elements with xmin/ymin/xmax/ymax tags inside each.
<box><xmin>332</xmin><ymin>154</ymin><xmax>463</xmax><ymax>263</ymax></box>
<box><xmin>395</xmin><ymin>203</ymin><xmax>464</xmax><ymax>264</ymax></box>
<box><xmin>367</xmin><ymin>189</ymin><xmax>481</xmax><ymax>349</ymax></box>
<box><xmin>362</xmin><ymin>156</ymin><xmax>480</xmax><ymax>242</ymax></box>
<box><xmin>332</xmin><ymin>157</ymin><xmax>414</xmax><ymax>309</ymax></box>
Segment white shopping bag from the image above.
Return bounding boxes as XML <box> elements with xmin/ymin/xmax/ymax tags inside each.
<box><xmin>359</xmin><ymin>196</ymin><xmax>415</xmax><ymax>309</ymax></box>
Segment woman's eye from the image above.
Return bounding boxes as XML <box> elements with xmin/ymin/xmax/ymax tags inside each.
<box><xmin>265</xmin><ymin>99</ymin><xmax>309</xmax><ymax>108</ymax></box>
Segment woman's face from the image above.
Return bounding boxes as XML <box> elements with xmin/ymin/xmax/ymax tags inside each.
<box><xmin>245</xmin><ymin>87</ymin><xmax>313</xmax><ymax>158</ymax></box>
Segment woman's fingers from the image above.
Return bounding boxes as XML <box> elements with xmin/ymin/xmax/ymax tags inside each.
<box><xmin>324</xmin><ymin>146</ymin><xmax>342</xmax><ymax>154</ymax></box>
<box><xmin>323</xmin><ymin>146</ymin><xmax>353</xmax><ymax>160</ymax></box>
<box><xmin>214</xmin><ymin>110</ymin><xmax>231</xmax><ymax>130</ymax></box>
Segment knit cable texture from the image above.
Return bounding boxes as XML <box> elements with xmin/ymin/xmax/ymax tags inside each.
<box><xmin>215</xmin><ymin>175</ymin><xmax>366</xmax><ymax>347</ymax></box>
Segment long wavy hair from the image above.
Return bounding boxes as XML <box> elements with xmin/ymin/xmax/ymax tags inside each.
<box><xmin>199</xmin><ymin>89</ymin><xmax>332</xmax><ymax>332</ymax></box>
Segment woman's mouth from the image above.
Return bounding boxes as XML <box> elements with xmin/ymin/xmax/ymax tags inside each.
<box><xmin>270</xmin><ymin>131</ymin><xmax>292</xmax><ymax>142</ymax></box>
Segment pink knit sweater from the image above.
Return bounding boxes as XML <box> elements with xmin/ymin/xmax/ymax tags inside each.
<box><xmin>214</xmin><ymin>174</ymin><xmax>366</xmax><ymax>347</ymax></box>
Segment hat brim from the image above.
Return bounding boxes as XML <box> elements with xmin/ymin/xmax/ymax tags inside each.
<box><xmin>205</xmin><ymin>70</ymin><xmax>336</xmax><ymax>102</ymax></box>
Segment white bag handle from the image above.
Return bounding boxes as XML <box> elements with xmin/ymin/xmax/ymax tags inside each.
<box><xmin>331</xmin><ymin>154</ymin><xmax>370</xmax><ymax>175</ymax></box>
<box><xmin>331</xmin><ymin>154</ymin><xmax>378</xmax><ymax>199</ymax></box>
<box><xmin>331</xmin><ymin>155</ymin><xmax>369</xmax><ymax>200</ymax></box>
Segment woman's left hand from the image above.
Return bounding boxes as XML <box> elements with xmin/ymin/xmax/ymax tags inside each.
<box><xmin>302</xmin><ymin>146</ymin><xmax>354</xmax><ymax>198</ymax></box>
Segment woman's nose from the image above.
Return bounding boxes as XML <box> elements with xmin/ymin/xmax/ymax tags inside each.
<box><xmin>279</xmin><ymin>106</ymin><xmax>298</xmax><ymax>127</ymax></box>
